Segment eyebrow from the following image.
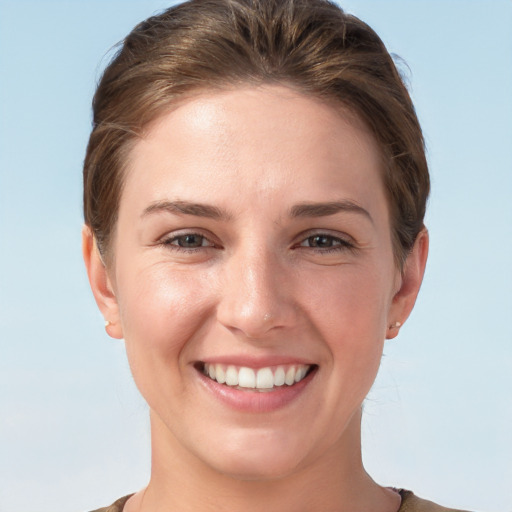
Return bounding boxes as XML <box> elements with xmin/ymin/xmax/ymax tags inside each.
<box><xmin>141</xmin><ymin>200</ymin><xmax>232</xmax><ymax>220</ymax></box>
<box><xmin>289</xmin><ymin>200</ymin><xmax>373</xmax><ymax>223</ymax></box>
<box><xmin>141</xmin><ymin>199</ymin><xmax>372</xmax><ymax>223</ymax></box>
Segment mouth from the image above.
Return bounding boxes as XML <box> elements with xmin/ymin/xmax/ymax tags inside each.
<box><xmin>196</xmin><ymin>362</ymin><xmax>316</xmax><ymax>392</ymax></box>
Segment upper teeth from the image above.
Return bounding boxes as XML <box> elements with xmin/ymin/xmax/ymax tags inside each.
<box><xmin>203</xmin><ymin>363</ymin><xmax>311</xmax><ymax>390</ymax></box>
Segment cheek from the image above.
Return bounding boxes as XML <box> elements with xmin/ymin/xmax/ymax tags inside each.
<box><xmin>304</xmin><ymin>264</ymin><xmax>392</xmax><ymax>341</ymax></box>
<box><xmin>117</xmin><ymin>264</ymin><xmax>217</xmax><ymax>363</ymax></box>
<box><xmin>326</xmin><ymin>279</ymin><xmax>389</xmax><ymax>395</ymax></box>
<box><xmin>302</xmin><ymin>263</ymin><xmax>393</xmax><ymax>398</ymax></box>
<box><xmin>116</xmin><ymin>265</ymin><xmax>219</xmax><ymax>414</ymax></box>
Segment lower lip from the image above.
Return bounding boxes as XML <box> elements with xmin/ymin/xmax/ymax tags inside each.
<box><xmin>196</xmin><ymin>367</ymin><xmax>316</xmax><ymax>413</ymax></box>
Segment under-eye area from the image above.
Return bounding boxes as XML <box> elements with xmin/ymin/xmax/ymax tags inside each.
<box><xmin>195</xmin><ymin>362</ymin><xmax>318</xmax><ymax>392</ymax></box>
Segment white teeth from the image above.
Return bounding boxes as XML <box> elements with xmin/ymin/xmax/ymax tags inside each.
<box><xmin>238</xmin><ymin>367</ymin><xmax>256</xmax><ymax>388</ymax></box>
<box><xmin>256</xmin><ymin>368</ymin><xmax>274</xmax><ymax>389</ymax></box>
<box><xmin>215</xmin><ymin>365</ymin><xmax>226</xmax><ymax>384</ymax></box>
<box><xmin>285</xmin><ymin>366</ymin><xmax>295</xmax><ymax>386</ymax></box>
<box><xmin>202</xmin><ymin>363</ymin><xmax>311</xmax><ymax>390</ymax></box>
<box><xmin>274</xmin><ymin>366</ymin><xmax>285</xmax><ymax>386</ymax></box>
<box><xmin>225</xmin><ymin>365</ymin><xmax>238</xmax><ymax>386</ymax></box>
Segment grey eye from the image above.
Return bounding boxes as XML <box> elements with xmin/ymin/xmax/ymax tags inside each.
<box><xmin>173</xmin><ymin>234</ymin><xmax>207</xmax><ymax>248</ymax></box>
<box><xmin>305</xmin><ymin>235</ymin><xmax>339</xmax><ymax>248</ymax></box>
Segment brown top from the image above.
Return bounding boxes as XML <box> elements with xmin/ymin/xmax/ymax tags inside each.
<box><xmin>89</xmin><ymin>489</ymin><xmax>472</xmax><ymax>512</ymax></box>
<box><xmin>398</xmin><ymin>490</ymin><xmax>471</xmax><ymax>512</ymax></box>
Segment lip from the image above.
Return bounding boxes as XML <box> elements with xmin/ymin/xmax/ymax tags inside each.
<box><xmin>197</xmin><ymin>355</ymin><xmax>314</xmax><ymax>369</ymax></box>
<box><xmin>195</xmin><ymin>361</ymin><xmax>317</xmax><ymax>413</ymax></box>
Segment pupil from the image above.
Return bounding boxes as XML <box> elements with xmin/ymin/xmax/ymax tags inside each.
<box><xmin>180</xmin><ymin>235</ymin><xmax>201</xmax><ymax>247</ymax></box>
<box><xmin>311</xmin><ymin>235</ymin><xmax>331</xmax><ymax>247</ymax></box>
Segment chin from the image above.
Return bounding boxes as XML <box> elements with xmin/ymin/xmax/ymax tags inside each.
<box><xmin>212</xmin><ymin>453</ymin><xmax>302</xmax><ymax>482</ymax></box>
<box><xmin>197</xmin><ymin>428</ymin><xmax>313</xmax><ymax>482</ymax></box>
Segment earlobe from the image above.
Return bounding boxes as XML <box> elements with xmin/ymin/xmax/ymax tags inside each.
<box><xmin>82</xmin><ymin>225</ymin><xmax>123</xmax><ymax>339</ymax></box>
<box><xmin>386</xmin><ymin>228</ymin><xmax>429</xmax><ymax>339</ymax></box>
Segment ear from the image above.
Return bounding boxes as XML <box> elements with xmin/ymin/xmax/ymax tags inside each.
<box><xmin>386</xmin><ymin>228</ymin><xmax>429</xmax><ymax>339</ymax></box>
<box><xmin>82</xmin><ymin>225</ymin><xmax>123</xmax><ymax>339</ymax></box>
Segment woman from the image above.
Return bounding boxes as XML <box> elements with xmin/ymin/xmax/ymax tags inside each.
<box><xmin>82</xmin><ymin>0</ymin><xmax>469</xmax><ymax>510</ymax></box>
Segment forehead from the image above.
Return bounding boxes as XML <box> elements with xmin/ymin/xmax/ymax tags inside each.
<box><xmin>122</xmin><ymin>85</ymin><xmax>386</xmax><ymax>217</ymax></box>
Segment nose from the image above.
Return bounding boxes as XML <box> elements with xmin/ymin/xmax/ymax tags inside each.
<box><xmin>216</xmin><ymin>245</ymin><xmax>295</xmax><ymax>339</ymax></box>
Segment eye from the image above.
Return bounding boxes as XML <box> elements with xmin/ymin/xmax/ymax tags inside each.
<box><xmin>162</xmin><ymin>233</ymin><xmax>214</xmax><ymax>249</ymax></box>
<box><xmin>299</xmin><ymin>234</ymin><xmax>351</xmax><ymax>250</ymax></box>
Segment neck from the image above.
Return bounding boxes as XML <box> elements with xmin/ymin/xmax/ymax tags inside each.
<box><xmin>129</xmin><ymin>408</ymin><xmax>400</xmax><ymax>512</ymax></box>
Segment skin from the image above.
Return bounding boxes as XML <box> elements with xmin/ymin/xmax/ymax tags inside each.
<box><xmin>83</xmin><ymin>85</ymin><xmax>428</xmax><ymax>512</ymax></box>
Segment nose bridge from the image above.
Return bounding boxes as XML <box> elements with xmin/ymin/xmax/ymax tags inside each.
<box><xmin>217</xmin><ymin>240</ymin><xmax>290</xmax><ymax>338</ymax></box>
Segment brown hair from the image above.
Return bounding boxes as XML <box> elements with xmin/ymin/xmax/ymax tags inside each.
<box><xmin>83</xmin><ymin>0</ymin><xmax>429</xmax><ymax>267</ymax></box>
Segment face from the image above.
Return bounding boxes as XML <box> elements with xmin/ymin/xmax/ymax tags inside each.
<box><xmin>89</xmin><ymin>86</ymin><xmax>418</xmax><ymax>480</ymax></box>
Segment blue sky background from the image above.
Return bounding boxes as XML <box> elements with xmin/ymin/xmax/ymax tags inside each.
<box><xmin>0</xmin><ymin>1</ymin><xmax>511</xmax><ymax>511</ymax></box>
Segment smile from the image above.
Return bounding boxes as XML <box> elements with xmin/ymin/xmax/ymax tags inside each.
<box><xmin>202</xmin><ymin>363</ymin><xmax>313</xmax><ymax>392</ymax></box>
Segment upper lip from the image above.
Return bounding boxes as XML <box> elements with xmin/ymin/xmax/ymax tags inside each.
<box><xmin>195</xmin><ymin>355</ymin><xmax>316</xmax><ymax>369</ymax></box>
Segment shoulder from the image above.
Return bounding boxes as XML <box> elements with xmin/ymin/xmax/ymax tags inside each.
<box><xmin>399</xmin><ymin>490</ymin><xmax>473</xmax><ymax>512</ymax></box>
<box><xmin>88</xmin><ymin>494</ymin><xmax>133</xmax><ymax>512</ymax></box>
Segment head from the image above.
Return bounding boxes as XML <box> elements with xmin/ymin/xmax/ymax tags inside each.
<box><xmin>83</xmin><ymin>0</ymin><xmax>429</xmax><ymax>270</ymax></box>
<box><xmin>82</xmin><ymin>0</ymin><xmax>429</xmax><ymax>482</ymax></box>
